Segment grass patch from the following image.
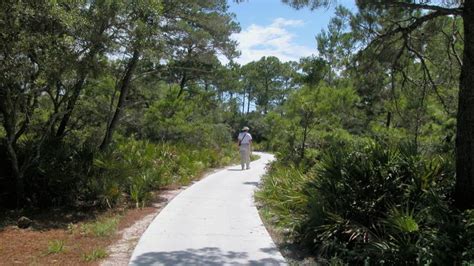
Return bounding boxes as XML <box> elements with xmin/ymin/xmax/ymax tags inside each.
<box><xmin>46</xmin><ymin>240</ymin><xmax>65</xmax><ymax>254</ymax></box>
<box><xmin>82</xmin><ymin>248</ymin><xmax>108</xmax><ymax>262</ymax></box>
<box><xmin>251</xmin><ymin>153</ymin><xmax>261</xmax><ymax>161</ymax></box>
<box><xmin>81</xmin><ymin>216</ymin><xmax>119</xmax><ymax>237</ymax></box>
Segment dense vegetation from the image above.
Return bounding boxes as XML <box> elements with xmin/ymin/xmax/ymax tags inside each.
<box><xmin>255</xmin><ymin>0</ymin><xmax>474</xmax><ymax>264</ymax></box>
<box><xmin>0</xmin><ymin>0</ymin><xmax>244</xmax><ymax>209</ymax></box>
<box><xmin>1</xmin><ymin>0</ymin><xmax>473</xmax><ymax>264</ymax></box>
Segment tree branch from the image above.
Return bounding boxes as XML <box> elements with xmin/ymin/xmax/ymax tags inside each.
<box><xmin>404</xmin><ymin>38</ymin><xmax>452</xmax><ymax>115</ymax></box>
<box><xmin>382</xmin><ymin>10</ymin><xmax>447</xmax><ymax>41</ymax></box>
<box><xmin>441</xmin><ymin>28</ymin><xmax>463</xmax><ymax>67</ymax></box>
<box><xmin>390</xmin><ymin>68</ymin><xmax>406</xmax><ymax>125</ymax></box>
<box><xmin>383</xmin><ymin>1</ymin><xmax>463</xmax><ymax>16</ymax></box>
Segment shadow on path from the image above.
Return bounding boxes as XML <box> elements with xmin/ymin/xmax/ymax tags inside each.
<box><xmin>227</xmin><ymin>168</ymin><xmax>244</xmax><ymax>171</ymax></box>
<box><xmin>243</xmin><ymin>181</ymin><xmax>259</xmax><ymax>187</ymax></box>
<box><xmin>130</xmin><ymin>247</ymin><xmax>284</xmax><ymax>265</ymax></box>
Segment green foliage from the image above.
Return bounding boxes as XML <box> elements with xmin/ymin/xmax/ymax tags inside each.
<box><xmin>305</xmin><ymin>141</ymin><xmax>456</xmax><ymax>263</ymax></box>
<box><xmin>256</xmin><ymin>163</ymin><xmax>310</xmax><ymax>235</ymax></box>
<box><xmin>81</xmin><ymin>216</ymin><xmax>119</xmax><ymax>238</ymax></box>
<box><xmin>316</xmin><ymin>5</ymin><xmax>355</xmax><ymax>82</ymax></box>
<box><xmin>385</xmin><ymin>207</ymin><xmax>420</xmax><ymax>234</ymax></box>
<box><xmin>14</xmin><ymin>140</ymin><xmax>96</xmax><ymax>208</ymax></box>
<box><xmin>129</xmin><ymin>173</ymin><xmax>153</xmax><ymax>208</ymax></box>
<box><xmin>142</xmin><ymin>87</ymin><xmax>232</xmax><ymax>148</ymax></box>
<box><xmin>459</xmin><ymin>209</ymin><xmax>474</xmax><ymax>263</ymax></box>
<box><xmin>88</xmin><ymin>138</ymin><xmax>237</xmax><ymax>208</ymax></box>
<box><xmin>0</xmin><ymin>0</ymin><xmax>240</xmax><ymax>208</ymax></box>
<box><xmin>1</xmin><ymin>1</ymin><xmax>469</xmax><ymax>264</ymax></box>
<box><xmin>250</xmin><ymin>153</ymin><xmax>260</xmax><ymax>161</ymax></box>
<box><xmin>258</xmin><ymin>139</ymin><xmax>472</xmax><ymax>264</ymax></box>
<box><xmin>91</xmin><ymin>139</ymin><xmax>166</xmax><ymax>207</ymax></box>
<box><xmin>82</xmin><ymin>248</ymin><xmax>108</xmax><ymax>262</ymax></box>
<box><xmin>265</xmin><ymin>83</ymin><xmax>362</xmax><ymax>166</ymax></box>
<box><xmin>251</xmin><ymin>6</ymin><xmax>468</xmax><ymax>263</ymax></box>
<box><xmin>240</xmin><ymin>56</ymin><xmax>298</xmax><ymax>114</ymax></box>
<box><xmin>248</xmin><ymin>1</ymin><xmax>470</xmax><ymax>265</ymax></box>
<box><xmin>46</xmin><ymin>240</ymin><xmax>65</xmax><ymax>254</ymax></box>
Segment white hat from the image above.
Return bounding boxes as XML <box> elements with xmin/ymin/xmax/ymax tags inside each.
<box><xmin>242</xmin><ymin>126</ymin><xmax>249</xmax><ymax>131</ymax></box>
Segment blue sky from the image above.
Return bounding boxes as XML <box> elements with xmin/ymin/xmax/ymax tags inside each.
<box><xmin>227</xmin><ymin>0</ymin><xmax>357</xmax><ymax>64</ymax></box>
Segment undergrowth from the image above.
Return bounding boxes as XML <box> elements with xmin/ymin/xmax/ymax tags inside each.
<box><xmin>257</xmin><ymin>139</ymin><xmax>474</xmax><ymax>264</ymax></box>
<box><xmin>80</xmin><ymin>216</ymin><xmax>119</xmax><ymax>237</ymax></box>
<box><xmin>87</xmin><ymin>138</ymin><xmax>238</xmax><ymax>209</ymax></box>
<box><xmin>82</xmin><ymin>248</ymin><xmax>108</xmax><ymax>262</ymax></box>
<box><xmin>46</xmin><ymin>240</ymin><xmax>65</xmax><ymax>255</ymax></box>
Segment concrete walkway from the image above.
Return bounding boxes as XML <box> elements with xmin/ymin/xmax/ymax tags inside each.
<box><xmin>129</xmin><ymin>152</ymin><xmax>286</xmax><ymax>266</ymax></box>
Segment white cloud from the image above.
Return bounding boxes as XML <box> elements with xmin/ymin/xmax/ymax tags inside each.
<box><xmin>230</xmin><ymin>18</ymin><xmax>316</xmax><ymax>65</ymax></box>
<box><xmin>272</xmin><ymin>17</ymin><xmax>305</xmax><ymax>27</ymax></box>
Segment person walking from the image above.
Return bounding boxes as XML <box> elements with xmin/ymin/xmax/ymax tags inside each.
<box><xmin>238</xmin><ymin>126</ymin><xmax>253</xmax><ymax>170</ymax></box>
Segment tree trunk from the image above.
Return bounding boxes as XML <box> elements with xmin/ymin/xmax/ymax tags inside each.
<box><xmin>177</xmin><ymin>72</ymin><xmax>187</xmax><ymax>98</ymax></box>
<box><xmin>386</xmin><ymin>111</ymin><xmax>391</xmax><ymax>128</ymax></box>
<box><xmin>301</xmin><ymin>123</ymin><xmax>308</xmax><ymax>161</ymax></box>
<box><xmin>55</xmin><ymin>17</ymin><xmax>111</xmax><ymax>137</ymax></box>
<box><xmin>455</xmin><ymin>4</ymin><xmax>474</xmax><ymax>210</ymax></box>
<box><xmin>100</xmin><ymin>49</ymin><xmax>140</xmax><ymax>151</ymax></box>
<box><xmin>5</xmin><ymin>139</ymin><xmax>24</xmax><ymax>207</ymax></box>
<box><xmin>0</xmin><ymin>95</ymin><xmax>24</xmax><ymax>206</ymax></box>
<box><xmin>264</xmin><ymin>78</ymin><xmax>269</xmax><ymax>114</ymax></box>
<box><xmin>55</xmin><ymin>76</ymin><xmax>86</xmax><ymax>137</ymax></box>
<box><xmin>247</xmin><ymin>91</ymin><xmax>251</xmax><ymax>114</ymax></box>
<box><xmin>56</xmin><ymin>42</ymin><xmax>103</xmax><ymax>137</ymax></box>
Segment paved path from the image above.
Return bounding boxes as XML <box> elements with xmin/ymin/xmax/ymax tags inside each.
<box><xmin>129</xmin><ymin>152</ymin><xmax>286</xmax><ymax>266</ymax></box>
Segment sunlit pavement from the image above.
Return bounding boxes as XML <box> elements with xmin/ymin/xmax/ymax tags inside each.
<box><xmin>129</xmin><ymin>152</ymin><xmax>286</xmax><ymax>265</ymax></box>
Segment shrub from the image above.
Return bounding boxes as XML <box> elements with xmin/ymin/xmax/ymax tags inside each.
<box><xmin>461</xmin><ymin>209</ymin><xmax>474</xmax><ymax>263</ymax></box>
<box><xmin>258</xmin><ymin>138</ymin><xmax>470</xmax><ymax>264</ymax></box>
<box><xmin>82</xmin><ymin>248</ymin><xmax>108</xmax><ymax>262</ymax></box>
<box><xmin>256</xmin><ymin>163</ymin><xmax>310</xmax><ymax>236</ymax></box>
<box><xmin>129</xmin><ymin>173</ymin><xmax>153</xmax><ymax>208</ymax></box>
<box><xmin>23</xmin><ymin>139</ymin><xmax>95</xmax><ymax>208</ymax></box>
<box><xmin>81</xmin><ymin>216</ymin><xmax>119</xmax><ymax>237</ymax></box>
<box><xmin>88</xmin><ymin>139</ymin><xmax>172</xmax><ymax>208</ymax></box>
<box><xmin>87</xmin><ymin>138</ymin><xmax>238</xmax><ymax>208</ymax></box>
<box><xmin>47</xmin><ymin>240</ymin><xmax>65</xmax><ymax>254</ymax></box>
<box><xmin>302</xmin><ymin>140</ymin><xmax>459</xmax><ymax>264</ymax></box>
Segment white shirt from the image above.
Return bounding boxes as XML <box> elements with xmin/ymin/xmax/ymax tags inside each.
<box><xmin>238</xmin><ymin>132</ymin><xmax>252</xmax><ymax>145</ymax></box>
